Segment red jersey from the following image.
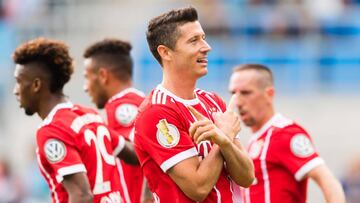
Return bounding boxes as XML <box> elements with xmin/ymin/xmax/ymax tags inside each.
<box><xmin>238</xmin><ymin>114</ymin><xmax>325</xmax><ymax>203</ymax></box>
<box><xmin>134</xmin><ymin>85</ymin><xmax>234</xmax><ymax>203</ymax></box>
<box><xmin>36</xmin><ymin>102</ymin><xmax>127</xmax><ymax>203</ymax></box>
<box><xmin>105</xmin><ymin>88</ymin><xmax>146</xmax><ymax>203</ymax></box>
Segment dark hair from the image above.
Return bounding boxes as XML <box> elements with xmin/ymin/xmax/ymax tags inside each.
<box><xmin>233</xmin><ymin>64</ymin><xmax>274</xmax><ymax>88</ymax></box>
<box><xmin>146</xmin><ymin>6</ymin><xmax>198</xmax><ymax>65</ymax></box>
<box><xmin>12</xmin><ymin>37</ymin><xmax>74</xmax><ymax>93</ymax></box>
<box><xmin>83</xmin><ymin>38</ymin><xmax>133</xmax><ymax>81</ymax></box>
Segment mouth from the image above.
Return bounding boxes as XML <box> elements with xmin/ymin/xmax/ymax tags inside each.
<box><xmin>196</xmin><ymin>57</ymin><xmax>208</xmax><ymax>65</ymax></box>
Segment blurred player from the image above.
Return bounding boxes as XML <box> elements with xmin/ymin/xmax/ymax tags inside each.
<box><xmin>83</xmin><ymin>39</ymin><xmax>152</xmax><ymax>203</ymax></box>
<box><xmin>13</xmin><ymin>38</ymin><xmax>136</xmax><ymax>203</ymax></box>
<box><xmin>134</xmin><ymin>7</ymin><xmax>254</xmax><ymax>202</ymax></box>
<box><xmin>228</xmin><ymin>64</ymin><xmax>345</xmax><ymax>203</ymax></box>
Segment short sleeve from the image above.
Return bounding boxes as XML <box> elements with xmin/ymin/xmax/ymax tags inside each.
<box><xmin>135</xmin><ymin>105</ymin><xmax>198</xmax><ymax>172</ymax></box>
<box><xmin>272</xmin><ymin>126</ymin><xmax>324</xmax><ymax>181</ymax></box>
<box><xmin>37</xmin><ymin>126</ymin><xmax>86</xmax><ymax>183</ymax></box>
<box><xmin>107</xmin><ymin>102</ymin><xmax>138</xmax><ymax>142</ymax></box>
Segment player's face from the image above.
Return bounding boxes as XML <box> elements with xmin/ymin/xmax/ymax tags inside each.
<box><xmin>83</xmin><ymin>58</ymin><xmax>108</xmax><ymax>109</ymax></box>
<box><xmin>13</xmin><ymin>64</ymin><xmax>38</xmax><ymax>115</ymax></box>
<box><xmin>229</xmin><ymin>70</ymin><xmax>271</xmax><ymax>130</ymax></box>
<box><xmin>170</xmin><ymin>21</ymin><xmax>212</xmax><ymax>79</ymax></box>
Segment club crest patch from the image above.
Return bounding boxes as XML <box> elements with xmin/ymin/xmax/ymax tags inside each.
<box><xmin>290</xmin><ymin>134</ymin><xmax>315</xmax><ymax>158</ymax></box>
<box><xmin>156</xmin><ymin>119</ymin><xmax>180</xmax><ymax>148</ymax></box>
<box><xmin>115</xmin><ymin>104</ymin><xmax>138</xmax><ymax>126</ymax></box>
<box><xmin>44</xmin><ymin>139</ymin><xmax>66</xmax><ymax>163</ymax></box>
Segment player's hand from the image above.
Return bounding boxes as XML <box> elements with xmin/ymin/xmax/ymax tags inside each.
<box><xmin>212</xmin><ymin>94</ymin><xmax>241</xmax><ymax>140</ymax></box>
<box><xmin>188</xmin><ymin>106</ymin><xmax>231</xmax><ymax>146</ymax></box>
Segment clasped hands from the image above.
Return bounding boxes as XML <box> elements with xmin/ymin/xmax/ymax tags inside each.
<box><xmin>188</xmin><ymin>95</ymin><xmax>241</xmax><ymax>147</ymax></box>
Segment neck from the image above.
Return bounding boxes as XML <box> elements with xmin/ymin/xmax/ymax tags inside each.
<box><xmin>162</xmin><ymin>69</ymin><xmax>197</xmax><ymax>100</ymax></box>
<box><xmin>251</xmin><ymin>108</ymin><xmax>275</xmax><ymax>133</ymax></box>
<box><xmin>38</xmin><ymin>93</ymin><xmax>67</xmax><ymax>120</ymax></box>
<box><xmin>107</xmin><ymin>80</ymin><xmax>133</xmax><ymax>100</ymax></box>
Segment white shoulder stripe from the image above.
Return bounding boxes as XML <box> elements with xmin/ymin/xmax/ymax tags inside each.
<box><xmin>71</xmin><ymin>113</ymin><xmax>104</xmax><ymax>133</ymax></box>
<box><xmin>156</xmin><ymin>91</ymin><xmax>163</xmax><ymax>104</ymax></box>
<box><xmin>161</xmin><ymin>93</ymin><xmax>167</xmax><ymax>104</ymax></box>
<box><xmin>205</xmin><ymin>94</ymin><xmax>222</xmax><ymax>112</ymax></box>
<box><xmin>152</xmin><ymin>89</ymin><xmax>159</xmax><ymax>104</ymax></box>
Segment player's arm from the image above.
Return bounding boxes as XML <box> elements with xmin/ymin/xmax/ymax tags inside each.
<box><xmin>190</xmin><ymin>95</ymin><xmax>255</xmax><ymax>187</ymax></box>
<box><xmin>141</xmin><ymin>178</ymin><xmax>154</xmax><ymax>203</ymax></box>
<box><xmin>307</xmin><ymin>165</ymin><xmax>345</xmax><ymax>203</ymax></box>
<box><xmin>62</xmin><ymin>172</ymin><xmax>93</xmax><ymax>203</ymax></box>
<box><xmin>138</xmin><ymin>106</ymin><xmax>224</xmax><ymax>202</ymax></box>
<box><xmin>117</xmin><ymin>139</ymin><xmax>139</xmax><ymax>165</ymax></box>
<box><xmin>218</xmin><ymin>138</ymin><xmax>254</xmax><ymax>187</ymax></box>
<box><xmin>168</xmin><ymin>144</ymin><xmax>224</xmax><ymax>202</ymax></box>
<box><xmin>110</xmin><ymin>128</ymin><xmax>139</xmax><ymax>165</ymax></box>
<box><xmin>213</xmin><ymin>110</ymin><xmax>254</xmax><ymax>187</ymax></box>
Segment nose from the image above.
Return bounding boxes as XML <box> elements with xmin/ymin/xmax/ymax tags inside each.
<box><xmin>200</xmin><ymin>39</ymin><xmax>212</xmax><ymax>53</ymax></box>
<box><xmin>233</xmin><ymin>92</ymin><xmax>243</xmax><ymax>108</ymax></box>
<box><xmin>13</xmin><ymin>85</ymin><xmax>19</xmax><ymax>96</ymax></box>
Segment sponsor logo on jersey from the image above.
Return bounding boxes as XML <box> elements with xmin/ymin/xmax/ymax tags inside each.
<box><xmin>115</xmin><ymin>104</ymin><xmax>138</xmax><ymax>126</ymax></box>
<box><xmin>156</xmin><ymin>119</ymin><xmax>180</xmax><ymax>148</ymax></box>
<box><xmin>44</xmin><ymin>139</ymin><xmax>66</xmax><ymax>163</ymax></box>
<box><xmin>290</xmin><ymin>134</ymin><xmax>315</xmax><ymax>158</ymax></box>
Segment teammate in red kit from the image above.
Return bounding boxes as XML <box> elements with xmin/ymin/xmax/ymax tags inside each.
<box><xmin>134</xmin><ymin>7</ymin><xmax>254</xmax><ymax>203</ymax></box>
<box><xmin>12</xmin><ymin>38</ymin><xmax>135</xmax><ymax>203</ymax></box>
<box><xmin>83</xmin><ymin>39</ymin><xmax>152</xmax><ymax>203</ymax></box>
<box><xmin>228</xmin><ymin>64</ymin><xmax>345</xmax><ymax>203</ymax></box>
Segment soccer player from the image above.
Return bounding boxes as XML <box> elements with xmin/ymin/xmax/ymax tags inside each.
<box><xmin>83</xmin><ymin>39</ymin><xmax>152</xmax><ymax>203</ymax></box>
<box><xmin>134</xmin><ymin>6</ymin><xmax>254</xmax><ymax>202</ymax></box>
<box><xmin>13</xmin><ymin>38</ymin><xmax>135</xmax><ymax>203</ymax></box>
<box><xmin>228</xmin><ymin>64</ymin><xmax>345</xmax><ymax>203</ymax></box>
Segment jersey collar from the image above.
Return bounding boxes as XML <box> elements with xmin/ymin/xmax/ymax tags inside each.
<box><xmin>250</xmin><ymin>113</ymin><xmax>287</xmax><ymax>142</ymax></box>
<box><xmin>107</xmin><ymin>87</ymin><xmax>145</xmax><ymax>104</ymax></box>
<box><xmin>156</xmin><ymin>84</ymin><xmax>200</xmax><ymax>106</ymax></box>
<box><xmin>39</xmin><ymin>101</ymin><xmax>73</xmax><ymax>128</ymax></box>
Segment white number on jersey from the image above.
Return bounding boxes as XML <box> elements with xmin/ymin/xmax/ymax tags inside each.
<box><xmin>84</xmin><ymin>125</ymin><xmax>116</xmax><ymax>194</ymax></box>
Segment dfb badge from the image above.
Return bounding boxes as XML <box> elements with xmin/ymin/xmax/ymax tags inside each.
<box><xmin>44</xmin><ymin>139</ymin><xmax>66</xmax><ymax>163</ymax></box>
<box><xmin>115</xmin><ymin>104</ymin><xmax>138</xmax><ymax>126</ymax></box>
<box><xmin>290</xmin><ymin>134</ymin><xmax>315</xmax><ymax>158</ymax></box>
<box><xmin>156</xmin><ymin>119</ymin><xmax>180</xmax><ymax>148</ymax></box>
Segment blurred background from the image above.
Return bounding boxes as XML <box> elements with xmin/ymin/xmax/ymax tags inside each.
<box><xmin>0</xmin><ymin>0</ymin><xmax>360</xmax><ymax>202</ymax></box>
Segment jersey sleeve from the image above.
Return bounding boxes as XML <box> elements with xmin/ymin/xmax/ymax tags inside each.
<box><xmin>272</xmin><ymin>126</ymin><xmax>325</xmax><ymax>181</ymax></box>
<box><xmin>37</xmin><ymin>125</ymin><xmax>86</xmax><ymax>183</ymax></box>
<box><xmin>106</xmin><ymin>99</ymin><xmax>139</xmax><ymax>142</ymax></box>
<box><xmin>135</xmin><ymin>105</ymin><xmax>198</xmax><ymax>172</ymax></box>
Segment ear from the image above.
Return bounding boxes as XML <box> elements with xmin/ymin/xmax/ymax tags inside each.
<box><xmin>98</xmin><ymin>67</ymin><xmax>109</xmax><ymax>85</ymax></box>
<box><xmin>265</xmin><ymin>86</ymin><xmax>275</xmax><ymax>101</ymax></box>
<box><xmin>32</xmin><ymin>78</ymin><xmax>42</xmax><ymax>93</ymax></box>
<box><xmin>157</xmin><ymin>45</ymin><xmax>172</xmax><ymax>62</ymax></box>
